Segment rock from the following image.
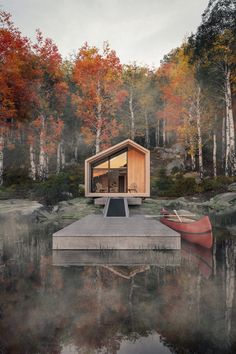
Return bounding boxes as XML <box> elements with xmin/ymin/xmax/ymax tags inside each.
<box><xmin>171</xmin><ymin>143</ymin><xmax>186</xmax><ymax>155</ymax></box>
<box><xmin>210</xmin><ymin>192</ymin><xmax>236</xmax><ymax>204</ymax></box>
<box><xmin>0</xmin><ymin>199</ymin><xmax>43</xmax><ymax>216</ymax></box>
<box><xmin>166</xmin><ymin>160</ymin><xmax>184</xmax><ymax>174</ymax></box>
<box><xmin>53</xmin><ymin>205</ymin><xmax>59</xmax><ymax>213</ymax></box>
<box><xmin>228</xmin><ymin>183</ymin><xmax>236</xmax><ymax>192</ymax></box>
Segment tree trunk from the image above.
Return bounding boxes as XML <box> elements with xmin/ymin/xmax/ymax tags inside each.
<box><xmin>189</xmin><ymin>136</ymin><xmax>196</xmax><ymax>171</ymax></box>
<box><xmin>38</xmin><ymin>115</ymin><xmax>48</xmax><ymax>180</ymax></box>
<box><xmin>196</xmin><ymin>86</ymin><xmax>203</xmax><ymax>179</ymax></box>
<box><xmin>225</xmin><ymin>106</ymin><xmax>230</xmax><ymax>176</ymax></box>
<box><xmin>225</xmin><ymin>67</ymin><xmax>235</xmax><ymax>176</ymax></box>
<box><xmin>213</xmin><ymin>131</ymin><xmax>217</xmax><ymax>178</ymax></box>
<box><xmin>222</xmin><ymin>114</ymin><xmax>226</xmax><ymax>170</ymax></box>
<box><xmin>95</xmin><ymin>81</ymin><xmax>102</xmax><ymax>153</ymax></box>
<box><xmin>144</xmin><ymin>111</ymin><xmax>150</xmax><ymax>148</ymax></box>
<box><xmin>61</xmin><ymin>141</ymin><xmax>65</xmax><ymax>170</ymax></box>
<box><xmin>74</xmin><ymin>145</ymin><xmax>78</xmax><ymax>162</ymax></box>
<box><xmin>0</xmin><ymin>134</ymin><xmax>4</xmax><ymax>186</ymax></box>
<box><xmin>163</xmin><ymin>119</ymin><xmax>166</xmax><ymax>147</ymax></box>
<box><xmin>155</xmin><ymin>120</ymin><xmax>160</xmax><ymax>148</ymax></box>
<box><xmin>29</xmin><ymin>143</ymin><xmax>37</xmax><ymax>180</ymax></box>
<box><xmin>129</xmin><ymin>89</ymin><xmax>135</xmax><ymax>141</ymax></box>
<box><xmin>56</xmin><ymin>142</ymin><xmax>61</xmax><ymax>174</ymax></box>
<box><xmin>190</xmin><ymin>150</ymin><xmax>196</xmax><ymax>171</ymax></box>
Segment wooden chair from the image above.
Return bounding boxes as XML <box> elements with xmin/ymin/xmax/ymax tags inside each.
<box><xmin>128</xmin><ymin>183</ymin><xmax>138</xmax><ymax>193</ymax></box>
<box><xmin>96</xmin><ymin>182</ymin><xmax>107</xmax><ymax>192</ymax></box>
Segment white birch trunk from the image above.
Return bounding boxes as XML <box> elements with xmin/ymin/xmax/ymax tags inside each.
<box><xmin>0</xmin><ymin>134</ymin><xmax>4</xmax><ymax>186</ymax></box>
<box><xmin>163</xmin><ymin>119</ymin><xmax>166</xmax><ymax>147</ymax></box>
<box><xmin>225</xmin><ymin>67</ymin><xmax>235</xmax><ymax>176</ymax></box>
<box><xmin>61</xmin><ymin>142</ymin><xmax>65</xmax><ymax>170</ymax></box>
<box><xmin>129</xmin><ymin>89</ymin><xmax>135</xmax><ymax>141</ymax></box>
<box><xmin>190</xmin><ymin>151</ymin><xmax>196</xmax><ymax>171</ymax></box>
<box><xmin>155</xmin><ymin>119</ymin><xmax>160</xmax><ymax>147</ymax></box>
<box><xmin>56</xmin><ymin>142</ymin><xmax>61</xmax><ymax>174</ymax></box>
<box><xmin>213</xmin><ymin>131</ymin><xmax>217</xmax><ymax>178</ymax></box>
<box><xmin>29</xmin><ymin>143</ymin><xmax>37</xmax><ymax>180</ymax></box>
<box><xmin>225</xmin><ymin>109</ymin><xmax>230</xmax><ymax>176</ymax></box>
<box><xmin>196</xmin><ymin>86</ymin><xmax>203</xmax><ymax>179</ymax></box>
<box><xmin>189</xmin><ymin>135</ymin><xmax>196</xmax><ymax>171</ymax></box>
<box><xmin>38</xmin><ymin>115</ymin><xmax>48</xmax><ymax>180</ymax></box>
<box><xmin>144</xmin><ymin>111</ymin><xmax>149</xmax><ymax>148</ymax></box>
<box><xmin>95</xmin><ymin>81</ymin><xmax>102</xmax><ymax>153</ymax></box>
<box><xmin>74</xmin><ymin>146</ymin><xmax>78</xmax><ymax>162</ymax></box>
<box><xmin>227</xmin><ymin>68</ymin><xmax>235</xmax><ymax>175</ymax></box>
<box><xmin>222</xmin><ymin>115</ymin><xmax>226</xmax><ymax>169</ymax></box>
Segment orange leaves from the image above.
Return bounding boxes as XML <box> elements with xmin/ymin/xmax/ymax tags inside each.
<box><xmin>156</xmin><ymin>45</ymin><xmax>199</xmax><ymax>135</ymax></box>
<box><xmin>73</xmin><ymin>42</ymin><xmax>123</xmax><ymax>148</ymax></box>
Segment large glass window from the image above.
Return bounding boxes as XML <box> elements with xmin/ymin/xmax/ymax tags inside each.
<box><xmin>91</xmin><ymin>149</ymin><xmax>127</xmax><ymax>193</ymax></box>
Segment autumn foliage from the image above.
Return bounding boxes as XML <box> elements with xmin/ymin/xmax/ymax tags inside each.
<box><xmin>0</xmin><ymin>0</ymin><xmax>236</xmax><ymax>187</ymax></box>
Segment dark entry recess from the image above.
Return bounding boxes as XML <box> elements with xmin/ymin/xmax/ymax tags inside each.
<box><xmin>104</xmin><ymin>198</ymin><xmax>129</xmax><ymax>217</ymax></box>
<box><xmin>106</xmin><ymin>198</ymin><xmax>126</xmax><ymax>217</ymax></box>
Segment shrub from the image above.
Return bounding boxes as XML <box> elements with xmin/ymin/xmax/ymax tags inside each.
<box><xmin>3</xmin><ymin>168</ymin><xmax>32</xmax><ymax>187</ymax></box>
<box><xmin>34</xmin><ymin>172</ymin><xmax>81</xmax><ymax>205</ymax></box>
<box><xmin>171</xmin><ymin>176</ymin><xmax>197</xmax><ymax>196</ymax></box>
<box><xmin>154</xmin><ymin>168</ymin><xmax>173</xmax><ymax>196</ymax></box>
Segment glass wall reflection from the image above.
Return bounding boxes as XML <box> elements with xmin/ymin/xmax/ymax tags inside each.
<box><xmin>91</xmin><ymin>149</ymin><xmax>127</xmax><ymax>193</ymax></box>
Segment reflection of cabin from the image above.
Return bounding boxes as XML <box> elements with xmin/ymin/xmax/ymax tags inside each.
<box><xmin>85</xmin><ymin>139</ymin><xmax>150</xmax><ymax>197</ymax></box>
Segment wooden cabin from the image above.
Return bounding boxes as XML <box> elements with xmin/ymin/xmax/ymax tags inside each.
<box><xmin>85</xmin><ymin>139</ymin><xmax>150</xmax><ymax>198</ymax></box>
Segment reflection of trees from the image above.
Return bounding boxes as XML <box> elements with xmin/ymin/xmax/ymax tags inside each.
<box><xmin>225</xmin><ymin>239</ymin><xmax>236</xmax><ymax>342</ymax></box>
<box><xmin>1</xmin><ymin>230</ymin><xmax>236</xmax><ymax>353</ymax></box>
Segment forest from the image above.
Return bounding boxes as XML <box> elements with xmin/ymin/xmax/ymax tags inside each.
<box><xmin>0</xmin><ymin>0</ymin><xmax>235</xmax><ymax>202</ymax></box>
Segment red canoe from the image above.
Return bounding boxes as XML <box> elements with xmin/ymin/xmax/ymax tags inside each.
<box><xmin>160</xmin><ymin>209</ymin><xmax>213</xmax><ymax>249</ymax></box>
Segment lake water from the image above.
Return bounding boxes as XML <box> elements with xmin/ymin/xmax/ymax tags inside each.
<box><xmin>0</xmin><ymin>221</ymin><xmax>236</xmax><ymax>354</ymax></box>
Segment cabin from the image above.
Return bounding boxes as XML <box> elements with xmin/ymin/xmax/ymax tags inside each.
<box><xmin>85</xmin><ymin>139</ymin><xmax>150</xmax><ymax>198</ymax></box>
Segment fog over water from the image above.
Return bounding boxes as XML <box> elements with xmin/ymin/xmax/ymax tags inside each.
<box><xmin>0</xmin><ymin>214</ymin><xmax>236</xmax><ymax>354</ymax></box>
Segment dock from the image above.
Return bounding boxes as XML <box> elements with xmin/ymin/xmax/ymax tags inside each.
<box><xmin>52</xmin><ymin>214</ymin><xmax>181</xmax><ymax>250</ymax></box>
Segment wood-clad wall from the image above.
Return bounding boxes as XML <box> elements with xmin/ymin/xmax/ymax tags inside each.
<box><xmin>128</xmin><ymin>148</ymin><xmax>145</xmax><ymax>193</ymax></box>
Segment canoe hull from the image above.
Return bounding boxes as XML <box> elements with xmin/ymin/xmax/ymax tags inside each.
<box><xmin>160</xmin><ymin>215</ymin><xmax>213</xmax><ymax>249</ymax></box>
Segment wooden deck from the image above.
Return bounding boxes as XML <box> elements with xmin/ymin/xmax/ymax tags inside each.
<box><xmin>52</xmin><ymin>214</ymin><xmax>180</xmax><ymax>250</ymax></box>
<box><xmin>52</xmin><ymin>249</ymin><xmax>181</xmax><ymax>266</ymax></box>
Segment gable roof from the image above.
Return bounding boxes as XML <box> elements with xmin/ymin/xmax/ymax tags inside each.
<box><xmin>85</xmin><ymin>139</ymin><xmax>149</xmax><ymax>164</ymax></box>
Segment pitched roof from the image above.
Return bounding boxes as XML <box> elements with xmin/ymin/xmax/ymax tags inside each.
<box><xmin>85</xmin><ymin>139</ymin><xmax>149</xmax><ymax>163</ymax></box>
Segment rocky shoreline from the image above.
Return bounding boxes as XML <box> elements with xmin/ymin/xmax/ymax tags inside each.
<box><xmin>0</xmin><ymin>189</ymin><xmax>236</xmax><ymax>238</ymax></box>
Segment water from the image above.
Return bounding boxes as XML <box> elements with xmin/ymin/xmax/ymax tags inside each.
<box><xmin>0</xmin><ymin>221</ymin><xmax>236</xmax><ymax>354</ymax></box>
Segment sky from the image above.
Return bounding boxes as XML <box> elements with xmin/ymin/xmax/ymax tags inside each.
<box><xmin>1</xmin><ymin>0</ymin><xmax>209</xmax><ymax>68</ymax></box>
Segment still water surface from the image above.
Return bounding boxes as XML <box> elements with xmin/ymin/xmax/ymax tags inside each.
<box><xmin>0</xmin><ymin>221</ymin><xmax>236</xmax><ymax>354</ymax></box>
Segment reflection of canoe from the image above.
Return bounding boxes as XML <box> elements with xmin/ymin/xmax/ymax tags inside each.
<box><xmin>160</xmin><ymin>209</ymin><xmax>213</xmax><ymax>249</ymax></box>
<box><xmin>181</xmin><ymin>241</ymin><xmax>213</xmax><ymax>279</ymax></box>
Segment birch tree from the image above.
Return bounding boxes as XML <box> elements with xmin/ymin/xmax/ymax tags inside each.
<box><xmin>194</xmin><ymin>0</ymin><xmax>236</xmax><ymax>175</ymax></box>
<box><xmin>73</xmin><ymin>43</ymin><xmax>124</xmax><ymax>153</ymax></box>
<box><xmin>30</xmin><ymin>31</ymin><xmax>67</xmax><ymax>179</ymax></box>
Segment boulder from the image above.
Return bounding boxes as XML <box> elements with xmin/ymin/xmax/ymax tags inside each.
<box><xmin>166</xmin><ymin>159</ymin><xmax>184</xmax><ymax>174</ymax></box>
<box><xmin>228</xmin><ymin>183</ymin><xmax>236</xmax><ymax>192</ymax></box>
<box><xmin>0</xmin><ymin>199</ymin><xmax>43</xmax><ymax>216</ymax></box>
<box><xmin>210</xmin><ymin>192</ymin><xmax>236</xmax><ymax>204</ymax></box>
